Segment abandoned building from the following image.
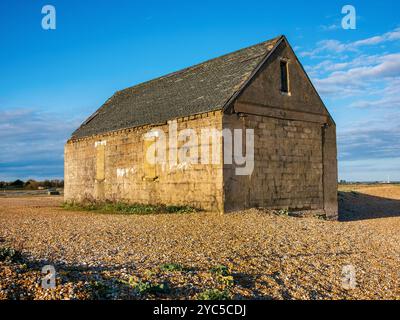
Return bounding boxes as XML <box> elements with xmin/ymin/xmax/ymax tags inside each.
<box><xmin>65</xmin><ymin>35</ymin><xmax>338</xmax><ymax>219</ymax></box>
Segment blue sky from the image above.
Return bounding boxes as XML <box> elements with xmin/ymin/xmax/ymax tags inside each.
<box><xmin>0</xmin><ymin>0</ymin><xmax>399</xmax><ymax>181</ymax></box>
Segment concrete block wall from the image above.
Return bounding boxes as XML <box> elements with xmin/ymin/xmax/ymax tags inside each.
<box><xmin>223</xmin><ymin>113</ymin><xmax>324</xmax><ymax>212</ymax></box>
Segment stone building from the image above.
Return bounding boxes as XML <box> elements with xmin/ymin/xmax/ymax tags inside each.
<box><xmin>65</xmin><ymin>35</ymin><xmax>338</xmax><ymax>219</ymax></box>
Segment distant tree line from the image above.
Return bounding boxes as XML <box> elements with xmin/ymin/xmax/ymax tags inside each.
<box><xmin>0</xmin><ymin>179</ymin><xmax>64</xmax><ymax>190</ymax></box>
<box><xmin>339</xmin><ymin>180</ymin><xmax>400</xmax><ymax>185</ymax></box>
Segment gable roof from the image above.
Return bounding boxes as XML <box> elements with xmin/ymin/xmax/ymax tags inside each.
<box><xmin>71</xmin><ymin>36</ymin><xmax>283</xmax><ymax>139</ymax></box>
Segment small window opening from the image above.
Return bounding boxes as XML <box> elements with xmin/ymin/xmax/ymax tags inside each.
<box><xmin>280</xmin><ymin>59</ymin><xmax>289</xmax><ymax>94</ymax></box>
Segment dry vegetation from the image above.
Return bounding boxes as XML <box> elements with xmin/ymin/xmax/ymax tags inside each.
<box><xmin>1</xmin><ymin>185</ymin><xmax>400</xmax><ymax>300</ymax></box>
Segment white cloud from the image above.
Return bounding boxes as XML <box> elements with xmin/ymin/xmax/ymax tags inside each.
<box><xmin>301</xmin><ymin>28</ymin><xmax>400</xmax><ymax>178</ymax></box>
<box><xmin>338</xmin><ymin>119</ymin><xmax>400</xmax><ymax>161</ymax></box>
<box><xmin>320</xmin><ymin>24</ymin><xmax>341</xmax><ymax>31</ymax></box>
<box><xmin>353</xmin><ymin>28</ymin><xmax>400</xmax><ymax>46</ymax></box>
<box><xmin>339</xmin><ymin>158</ymin><xmax>400</xmax><ymax>181</ymax></box>
<box><xmin>350</xmin><ymin>96</ymin><xmax>400</xmax><ymax>109</ymax></box>
<box><xmin>305</xmin><ymin>54</ymin><xmax>385</xmax><ymax>75</ymax></box>
<box><xmin>0</xmin><ymin>109</ymin><xmax>81</xmax><ymax>180</ymax></box>
<box><xmin>300</xmin><ymin>27</ymin><xmax>400</xmax><ymax>58</ymax></box>
<box><xmin>312</xmin><ymin>53</ymin><xmax>400</xmax><ymax>96</ymax></box>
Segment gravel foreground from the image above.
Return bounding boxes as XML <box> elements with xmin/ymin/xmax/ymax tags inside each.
<box><xmin>1</xmin><ymin>185</ymin><xmax>400</xmax><ymax>300</ymax></box>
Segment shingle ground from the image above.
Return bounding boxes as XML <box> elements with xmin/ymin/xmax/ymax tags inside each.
<box><xmin>1</xmin><ymin>185</ymin><xmax>399</xmax><ymax>300</ymax></box>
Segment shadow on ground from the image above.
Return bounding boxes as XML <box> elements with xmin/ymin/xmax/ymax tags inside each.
<box><xmin>338</xmin><ymin>191</ymin><xmax>400</xmax><ymax>221</ymax></box>
<box><xmin>1</xmin><ymin>253</ymin><xmax>243</xmax><ymax>300</ymax></box>
<box><xmin>2</xmin><ymin>251</ymin><xmax>303</xmax><ymax>300</ymax></box>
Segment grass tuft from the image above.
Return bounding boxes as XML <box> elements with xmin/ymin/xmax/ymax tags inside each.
<box><xmin>63</xmin><ymin>201</ymin><xmax>197</xmax><ymax>215</ymax></box>
<box><xmin>210</xmin><ymin>265</ymin><xmax>230</xmax><ymax>277</ymax></box>
<box><xmin>276</xmin><ymin>208</ymin><xmax>290</xmax><ymax>216</ymax></box>
<box><xmin>121</xmin><ymin>278</ymin><xmax>170</xmax><ymax>295</ymax></box>
<box><xmin>210</xmin><ymin>265</ymin><xmax>234</xmax><ymax>287</ymax></box>
<box><xmin>0</xmin><ymin>247</ymin><xmax>21</xmax><ymax>262</ymax></box>
<box><xmin>160</xmin><ymin>263</ymin><xmax>186</xmax><ymax>272</ymax></box>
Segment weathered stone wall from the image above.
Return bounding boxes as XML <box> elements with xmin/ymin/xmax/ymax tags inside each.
<box><xmin>223</xmin><ymin>113</ymin><xmax>324</xmax><ymax>212</ymax></box>
<box><xmin>223</xmin><ymin>38</ymin><xmax>338</xmax><ymax>218</ymax></box>
<box><xmin>322</xmin><ymin>117</ymin><xmax>338</xmax><ymax>220</ymax></box>
<box><xmin>65</xmin><ymin>111</ymin><xmax>224</xmax><ymax>212</ymax></box>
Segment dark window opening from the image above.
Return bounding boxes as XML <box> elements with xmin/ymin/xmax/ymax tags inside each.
<box><xmin>280</xmin><ymin>60</ymin><xmax>289</xmax><ymax>93</ymax></box>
